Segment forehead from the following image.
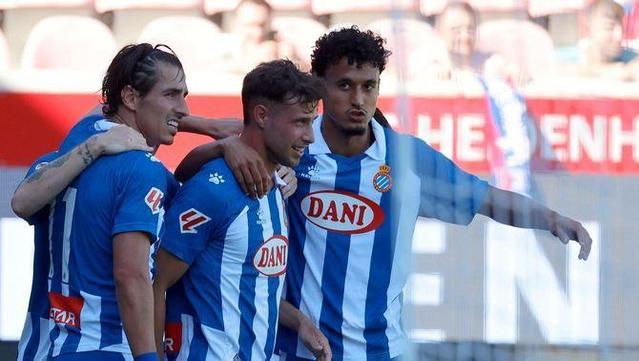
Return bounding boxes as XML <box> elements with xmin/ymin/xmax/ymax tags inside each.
<box><xmin>324</xmin><ymin>58</ymin><xmax>380</xmax><ymax>82</ymax></box>
<box><xmin>272</xmin><ymin>99</ymin><xmax>318</xmax><ymax>117</ymax></box>
<box><xmin>153</xmin><ymin>63</ymin><xmax>187</xmax><ymax>90</ymax></box>
<box><xmin>440</xmin><ymin>7</ymin><xmax>475</xmax><ymax>28</ymax></box>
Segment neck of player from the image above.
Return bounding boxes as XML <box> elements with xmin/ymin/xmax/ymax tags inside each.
<box><xmin>321</xmin><ymin>115</ymin><xmax>374</xmax><ymax>157</ymax></box>
<box><xmin>239</xmin><ymin>130</ymin><xmax>277</xmax><ymax>175</ymax></box>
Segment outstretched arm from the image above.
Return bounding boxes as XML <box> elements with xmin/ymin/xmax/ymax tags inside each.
<box><xmin>178</xmin><ymin>115</ymin><xmax>242</xmax><ymax>139</ymax></box>
<box><xmin>11</xmin><ymin>125</ymin><xmax>152</xmax><ymax>219</ymax></box>
<box><xmin>478</xmin><ymin>185</ymin><xmax>592</xmax><ymax>260</ymax></box>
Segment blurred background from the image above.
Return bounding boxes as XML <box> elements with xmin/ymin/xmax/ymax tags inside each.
<box><xmin>0</xmin><ymin>0</ymin><xmax>638</xmax><ymax>360</ymax></box>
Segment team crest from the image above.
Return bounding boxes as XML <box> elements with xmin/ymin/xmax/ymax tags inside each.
<box><xmin>373</xmin><ymin>165</ymin><xmax>393</xmax><ymax>193</ymax></box>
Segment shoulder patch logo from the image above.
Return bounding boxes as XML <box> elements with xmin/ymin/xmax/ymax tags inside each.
<box><xmin>179</xmin><ymin>208</ymin><xmax>211</xmax><ymax>234</ymax></box>
<box><xmin>145</xmin><ymin>187</ymin><xmax>164</xmax><ymax>214</ymax></box>
<box><xmin>209</xmin><ymin>172</ymin><xmax>225</xmax><ymax>184</ymax></box>
<box><xmin>373</xmin><ymin>164</ymin><xmax>393</xmax><ymax>193</ymax></box>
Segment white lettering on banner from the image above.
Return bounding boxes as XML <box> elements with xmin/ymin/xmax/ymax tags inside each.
<box><xmin>570</xmin><ymin>115</ymin><xmax>606</xmax><ymax>162</ymax></box>
<box><xmin>417</xmin><ymin>114</ymin><xmax>454</xmax><ymax>158</ymax></box>
<box><xmin>457</xmin><ymin>115</ymin><xmax>485</xmax><ymax>162</ymax></box>
<box><xmin>539</xmin><ymin>114</ymin><xmax>568</xmax><ymax>162</ymax></box>
<box><xmin>610</xmin><ymin>117</ymin><xmax>639</xmax><ymax>162</ymax></box>
<box><xmin>485</xmin><ymin>221</ymin><xmax>600</xmax><ymax>344</ymax></box>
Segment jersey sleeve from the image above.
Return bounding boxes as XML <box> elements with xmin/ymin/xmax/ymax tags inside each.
<box><xmin>112</xmin><ymin>152</ymin><xmax>168</xmax><ymax>240</ymax></box>
<box><xmin>22</xmin><ymin>152</ymin><xmax>59</xmax><ymax>225</ymax></box>
<box><xmin>414</xmin><ymin>138</ymin><xmax>489</xmax><ymax>225</ymax></box>
<box><xmin>160</xmin><ymin>176</ymin><xmax>226</xmax><ymax>265</ymax></box>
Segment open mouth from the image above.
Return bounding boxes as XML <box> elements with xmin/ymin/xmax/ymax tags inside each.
<box><xmin>292</xmin><ymin>145</ymin><xmax>306</xmax><ymax>156</ymax></box>
<box><xmin>167</xmin><ymin>119</ymin><xmax>179</xmax><ymax>130</ymax></box>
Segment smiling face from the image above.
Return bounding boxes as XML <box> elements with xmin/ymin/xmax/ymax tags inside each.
<box><xmin>322</xmin><ymin>57</ymin><xmax>380</xmax><ymax>136</ymax></box>
<box><xmin>263</xmin><ymin>99</ymin><xmax>317</xmax><ymax>167</ymax></box>
<box><xmin>133</xmin><ymin>62</ymin><xmax>189</xmax><ymax>147</ymax></box>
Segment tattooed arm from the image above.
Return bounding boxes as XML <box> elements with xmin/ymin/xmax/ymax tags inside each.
<box><xmin>11</xmin><ymin>125</ymin><xmax>152</xmax><ymax>219</ymax></box>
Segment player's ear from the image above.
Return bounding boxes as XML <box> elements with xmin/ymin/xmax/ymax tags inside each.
<box><xmin>253</xmin><ymin>104</ymin><xmax>267</xmax><ymax>129</ymax></box>
<box><xmin>120</xmin><ymin>85</ymin><xmax>138</xmax><ymax>112</ymax></box>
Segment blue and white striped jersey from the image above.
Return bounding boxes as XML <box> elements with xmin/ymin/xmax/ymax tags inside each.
<box><xmin>45</xmin><ymin>116</ymin><xmax>176</xmax><ymax>359</ymax></box>
<box><xmin>277</xmin><ymin>117</ymin><xmax>489</xmax><ymax>361</ymax></box>
<box><xmin>161</xmin><ymin>158</ymin><xmax>288</xmax><ymax>361</ymax></box>
<box><xmin>17</xmin><ymin>152</ymin><xmax>59</xmax><ymax>361</ymax></box>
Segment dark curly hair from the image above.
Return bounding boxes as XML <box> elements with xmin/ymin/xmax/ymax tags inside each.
<box><xmin>101</xmin><ymin>43</ymin><xmax>183</xmax><ymax>116</ymax></box>
<box><xmin>242</xmin><ymin>59</ymin><xmax>325</xmax><ymax>125</ymax></box>
<box><xmin>311</xmin><ymin>25</ymin><xmax>391</xmax><ymax>77</ymax></box>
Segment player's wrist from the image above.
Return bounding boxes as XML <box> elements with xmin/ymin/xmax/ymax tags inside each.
<box><xmin>133</xmin><ymin>352</ymin><xmax>158</xmax><ymax>361</ymax></box>
<box><xmin>88</xmin><ymin>134</ymin><xmax>106</xmax><ymax>156</ymax></box>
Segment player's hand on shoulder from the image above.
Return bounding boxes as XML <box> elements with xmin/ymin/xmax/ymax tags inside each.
<box><xmin>94</xmin><ymin>125</ymin><xmax>153</xmax><ymax>155</ymax></box>
<box><xmin>220</xmin><ymin>135</ymin><xmax>272</xmax><ymax>198</ymax></box>
<box><xmin>550</xmin><ymin>213</ymin><xmax>592</xmax><ymax>261</ymax></box>
<box><xmin>277</xmin><ymin>166</ymin><xmax>297</xmax><ymax>200</ymax></box>
<box><xmin>298</xmin><ymin>319</ymin><xmax>332</xmax><ymax>361</ymax></box>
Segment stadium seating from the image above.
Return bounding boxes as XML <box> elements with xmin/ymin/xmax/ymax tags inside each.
<box><xmin>477</xmin><ymin>19</ymin><xmax>555</xmax><ymax>80</ymax></box>
<box><xmin>0</xmin><ymin>0</ymin><xmax>91</xmax><ymax>9</ymax></box>
<box><xmin>21</xmin><ymin>15</ymin><xmax>117</xmax><ymax>71</ymax></box>
<box><xmin>271</xmin><ymin>16</ymin><xmax>326</xmax><ymax>60</ymax></box>
<box><xmin>310</xmin><ymin>0</ymin><xmax>417</xmax><ymax>15</ymax></box>
<box><xmin>204</xmin><ymin>0</ymin><xmax>309</xmax><ymax>14</ymax></box>
<box><xmin>94</xmin><ymin>0</ymin><xmax>201</xmax><ymax>13</ymax></box>
<box><xmin>139</xmin><ymin>17</ymin><xmax>232</xmax><ymax>73</ymax></box>
<box><xmin>0</xmin><ymin>29</ymin><xmax>9</xmax><ymax>70</ymax></box>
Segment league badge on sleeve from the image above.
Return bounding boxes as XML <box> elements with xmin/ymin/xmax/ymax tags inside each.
<box><xmin>145</xmin><ymin>187</ymin><xmax>164</xmax><ymax>214</ymax></box>
<box><xmin>179</xmin><ymin>208</ymin><xmax>211</xmax><ymax>234</ymax></box>
<box><xmin>373</xmin><ymin>164</ymin><xmax>393</xmax><ymax>193</ymax></box>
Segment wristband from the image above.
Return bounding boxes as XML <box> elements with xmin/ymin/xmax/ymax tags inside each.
<box><xmin>134</xmin><ymin>352</ymin><xmax>158</xmax><ymax>361</ymax></box>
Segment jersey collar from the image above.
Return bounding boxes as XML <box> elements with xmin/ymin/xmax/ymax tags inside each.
<box><xmin>308</xmin><ymin>114</ymin><xmax>386</xmax><ymax>161</ymax></box>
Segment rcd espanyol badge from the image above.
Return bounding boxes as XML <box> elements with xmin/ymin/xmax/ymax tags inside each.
<box><xmin>373</xmin><ymin>164</ymin><xmax>393</xmax><ymax>193</ymax></box>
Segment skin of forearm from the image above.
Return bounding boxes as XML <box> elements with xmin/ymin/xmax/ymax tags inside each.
<box><xmin>481</xmin><ymin>187</ymin><xmax>556</xmax><ymax>231</ymax></box>
<box><xmin>279</xmin><ymin>300</ymin><xmax>308</xmax><ymax>331</ymax></box>
<box><xmin>152</xmin><ymin>282</ymin><xmax>167</xmax><ymax>359</ymax></box>
<box><xmin>11</xmin><ymin>136</ymin><xmax>103</xmax><ymax>218</ymax></box>
<box><xmin>115</xmin><ymin>270</ymin><xmax>156</xmax><ymax>356</ymax></box>
<box><xmin>174</xmin><ymin>142</ymin><xmax>224</xmax><ymax>182</ymax></box>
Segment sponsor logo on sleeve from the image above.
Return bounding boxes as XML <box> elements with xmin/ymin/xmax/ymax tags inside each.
<box><xmin>145</xmin><ymin>187</ymin><xmax>164</xmax><ymax>214</ymax></box>
<box><xmin>179</xmin><ymin>208</ymin><xmax>211</xmax><ymax>234</ymax></box>
<box><xmin>253</xmin><ymin>235</ymin><xmax>288</xmax><ymax>276</ymax></box>
<box><xmin>300</xmin><ymin>190</ymin><xmax>385</xmax><ymax>234</ymax></box>
<box><xmin>48</xmin><ymin>292</ymin><xmax>84</xmax><ymax>329</ymax></box>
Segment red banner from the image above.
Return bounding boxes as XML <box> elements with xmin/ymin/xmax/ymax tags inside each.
<box><xmin>2</xmin><ymin>93</ymin><xmax>638</xmax><ymax>173</ymax></box>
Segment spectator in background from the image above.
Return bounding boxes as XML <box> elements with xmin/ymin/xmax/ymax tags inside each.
<box><xmin>556</xmin><ymin>0</ymin><xmax>639</xmax><ymax>80</ymax></box>
<box><xmin>433</xmin><ymin>1</ymin><xmax>527</xmax><ymax>85</ymax></box>
<box><xmin>226</xmin><ymin>0</ymin><xmax>308</xmax><ymax>74</ymax></box>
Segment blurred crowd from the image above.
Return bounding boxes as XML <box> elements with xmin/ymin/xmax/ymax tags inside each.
<box><xmin>0</xmin><ymin>0</ymin><xmax>637</xmax><ymax>91</ymax></box>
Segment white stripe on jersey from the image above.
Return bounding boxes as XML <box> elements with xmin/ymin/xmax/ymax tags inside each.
<box><xmin>16</xmin><ymin>313</ymin><xmax>31</xmax><ymax>360</ymax></box>
<box><xmin>76</xmin><ymin>291</ymin><xmax>102</xmax><ymax>352</ymax></box>
<box><xmin>177</xmin><ymin>314</ymin><xmax>195</xmax><ymax>361</ymax></box>
<box><xmin>61</xmin><ymin>188</ymin><xmax>77</xmax><ymax>296</ymax></box>
<box><xmin>48</xmin><ymin>199</ymin><xmax>56</xmax><ymax>283</ymax></box>
<box><xmin>202</xmin><ymin>323</ymin><xmax>236</xmax><ymax>360</ymax></box>
<box><xmin>341</xmin><ymin>156</ymin><xmax>384</xmax><ymax>357</ymax></box>
<box><xmin>251</xmin><ymin>196</ymin><xmax>274</xmax><ymax>361</ymax></box>
<box><xmin>220</xmin><ymin>206</ymin><xmax>249</xmax><ymax>356</ymax></box>
<box><xmin>295</xmin><ymin>154</ymin><xmax>337</xmax><ymax>359</ymax></box>
<box><xmin>385</xmin><ymin>164</ymin><xmax>420</xmax><ymax>358</ymax></box>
